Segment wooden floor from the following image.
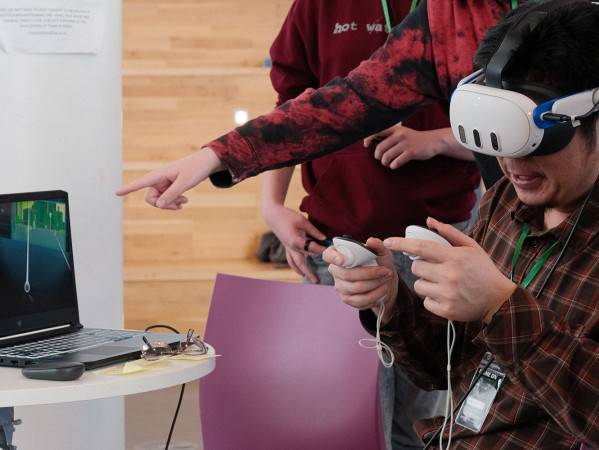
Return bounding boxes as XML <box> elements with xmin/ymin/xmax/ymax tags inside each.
<box><xmin>122</xmin><ymin>0</ymin><xmax>302</xmax><ymax>337</ymax></box>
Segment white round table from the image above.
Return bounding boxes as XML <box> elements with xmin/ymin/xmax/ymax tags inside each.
<box><xmin>0</xmin><ymin>347</ymin><xmax>216</xmax><ymax>449</ymax></box>
<box><xmin>0</xmin><ymin>348</ymin><xmax>216</xmax><ymax>406</ymax></box>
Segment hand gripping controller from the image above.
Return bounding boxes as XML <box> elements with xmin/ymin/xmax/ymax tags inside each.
<box><xmin>332</xmin><ymin>235</ymin><xmax>394</xmax><ymax>367</ymax></box>
<box><xmin>404</xmin><ymin>225</ymin><xmax>451</xmax><ymax>261</ymax></box>
<box><xmin>332</xmin><ymin>236</ymin><xmax>378</xmax><ymax>268</ymax></box>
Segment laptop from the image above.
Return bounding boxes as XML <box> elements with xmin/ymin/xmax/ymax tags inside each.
<box><xmin>0</xmin><ymin>190</ymin><xmax>186</xmax><ymax>370</ymax></box>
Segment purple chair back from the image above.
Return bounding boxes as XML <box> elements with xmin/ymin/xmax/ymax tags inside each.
<box><xmin>200</xmin><ymin>274</ymin><xmax>385</xmax><ymax>450</ymax></box>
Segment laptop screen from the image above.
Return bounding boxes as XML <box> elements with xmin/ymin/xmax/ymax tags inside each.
<box><xmin>0</xmin><ymin>190</ymin><xmax>80</xmax><ymax>340</ymax></box>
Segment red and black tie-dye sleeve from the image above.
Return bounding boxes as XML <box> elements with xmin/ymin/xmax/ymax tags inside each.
<box><xmin>206</xmin><ymin>0</ymin><xmax>508</xmax><ymax>188</ymax></box>
<box><xmin>207</xmin><ymin>1</ymin><xmax>439</xmax><ymax>187</ymax></box>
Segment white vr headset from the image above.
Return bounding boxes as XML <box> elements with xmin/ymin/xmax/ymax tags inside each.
<box><xmin>450</xmin><ymin>69</ymin><xmax>599</xmax><ymax>158</ymax></box>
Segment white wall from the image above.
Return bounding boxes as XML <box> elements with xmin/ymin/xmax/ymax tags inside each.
<box><xmin>0</xmin><ymin>1</ymin><xmax>125</xmax><ymax>449</ymax></box>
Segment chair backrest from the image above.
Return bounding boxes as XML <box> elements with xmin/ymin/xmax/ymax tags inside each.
<box><xmin>200</xmin><ymin>273</ymin><xmax>385</xmax><ymax>450</ymax></box>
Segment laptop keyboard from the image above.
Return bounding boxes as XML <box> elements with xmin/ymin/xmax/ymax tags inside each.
<box><xmin>0</xmin><ymin>329</ymin><xmax>140</xmax><ymax>359</ymax></box>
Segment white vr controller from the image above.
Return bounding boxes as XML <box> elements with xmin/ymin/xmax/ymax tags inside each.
<box><xmin>332</xmin><ymin>236</ymin><xmax>378</xmax><ymax>268</ymax></box>
<box><xmin>404</xmin><ymin>225</ymin><xmax>451</xmax><ymax>261</ymax></box>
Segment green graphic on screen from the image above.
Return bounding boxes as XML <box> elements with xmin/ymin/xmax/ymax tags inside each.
<box><xmin>12</xmin><ymin>200</ymin><xmax>67</xmax><ymax>251</ymax></box>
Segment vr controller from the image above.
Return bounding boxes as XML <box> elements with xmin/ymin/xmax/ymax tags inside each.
<box><xmin>332</xmin><ymin>236</ymin><xmax>378</xmax><ymax>268</ymax></box>
<box><xmin>404</xmin><ymin>225</ymin><xmax>451</xmax><ymax>261</ymax></box>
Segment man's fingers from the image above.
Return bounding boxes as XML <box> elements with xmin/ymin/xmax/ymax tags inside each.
<box><xmin>115</xmin><ymin>175</ymin><xmax>154</xmax><ymax>197</ymax></box>
<box><xmin>426</xmin><ymin>217</ymin><xmax>476</xmax><ymax>247</ymax></box>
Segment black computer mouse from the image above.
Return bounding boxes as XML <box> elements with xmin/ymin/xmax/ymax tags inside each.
<box><xmin>21</xmin><ymin>361</ymin><xmax>85</xmax><ymax>381</ymax></box>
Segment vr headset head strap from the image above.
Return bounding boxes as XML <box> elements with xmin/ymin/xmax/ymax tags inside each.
<box><xmin>486</xmin><ymin>9</ymin><xmax>547</xmax><ymax>89</ymax></box>
<box><xmin>486</xmin><ymin>0</ymin><xmax>582</xmax><ymax>156</ymax></box>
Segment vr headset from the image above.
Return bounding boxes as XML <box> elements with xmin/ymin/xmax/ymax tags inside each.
<box><xmin>450</xmin><ymin>2</ymin><xmax>599</xmax><ymax>158</ymax></box>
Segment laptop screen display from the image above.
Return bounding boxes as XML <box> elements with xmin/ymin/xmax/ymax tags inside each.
<box><xmin>0</xmin><ymin>191</ymin><xmax>79</xmax><ymax>338</ymax></box>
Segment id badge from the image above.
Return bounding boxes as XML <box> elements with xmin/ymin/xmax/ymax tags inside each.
<box><xmin>455</xmin><ymin>352</ymin><xmax>505</xmax><ymax>432</ymax></box>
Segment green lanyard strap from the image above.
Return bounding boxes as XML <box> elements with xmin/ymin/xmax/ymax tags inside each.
<box><xmin>381</xmin><ymin>0</ymin><xmax>419</xmax><ymax>33</ymax></box>
<box><xmin>510</xmin><ymin>225</ymin><xmax>560</xmax><ymax>288</ymax></box>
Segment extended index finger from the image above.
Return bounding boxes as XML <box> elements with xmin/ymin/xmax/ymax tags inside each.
<box><xmin>115</xmin><ymin>173</ymin><xmax>158</xmax><ymax>197</ymax></box>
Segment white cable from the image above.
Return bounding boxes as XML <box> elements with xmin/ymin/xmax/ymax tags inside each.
<box><xmin>359</xmin><ymin>298</ymin><xmax>395</xmax><ymax>368</ymax></box>
<box><xmin>360</xmin><ymin>300</ymin><xmax>456</xmax><ymax>446</ymax></box>
<box><xmin>438</xmin><ymin>320</ymin><xmax>456</xmax><ymax>449</ymax></box>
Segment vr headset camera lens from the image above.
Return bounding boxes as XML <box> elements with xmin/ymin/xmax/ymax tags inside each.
<box><xmin>490</xmin><ymin>132</ymin><xmax>499</xmax><ymax>151</ymax></box>
<box><xmin>473</xmin><ymin>129</ymin><xmax>482</xmax><ymax>148</ymax></box>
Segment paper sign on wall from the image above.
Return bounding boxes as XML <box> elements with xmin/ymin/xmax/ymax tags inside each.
<box><xmin>0</xmin><ymin>0</ymin><xmax>104</xmax><ymax>53</ymax></box>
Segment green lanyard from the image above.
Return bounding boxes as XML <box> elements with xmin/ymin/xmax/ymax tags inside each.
<box><xmin>381</xmin><ymin>0</ymin><xmax>419</xmax><ymax>33</ymax></box>
<box><xmin>511</xmin><ymin>0</ymin><xmax>540</xmax><ymax>11</ymax></box>
<box><xmin>510</xmin><ymin>225</ymin><xmax>560</xmax><ymax>288</ymax></box>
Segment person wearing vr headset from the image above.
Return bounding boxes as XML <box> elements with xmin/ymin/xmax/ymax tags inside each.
<box><xmin>322</xmin><ymin>1</ymin><xmax>599</xmax><ymax>448</ymax></box>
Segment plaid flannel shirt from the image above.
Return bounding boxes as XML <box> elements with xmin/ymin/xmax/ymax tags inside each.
<box><xmin>363</xmin><ymin>177</ymin><xmax>599</xmax><ymax>449</ymax></box>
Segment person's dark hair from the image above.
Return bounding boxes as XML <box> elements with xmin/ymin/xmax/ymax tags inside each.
<box><xmin>474</xmin><ymin>0</ymin><xmax>599</xmax><ymax>147</ymax></box>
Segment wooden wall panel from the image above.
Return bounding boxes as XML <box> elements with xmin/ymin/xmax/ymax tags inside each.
<box><xmin>122</xmin><ymin>0</ymin><xmax>303</xmax><ymax>334</ymax></box>
<box><xmin>122</xmin><ymin>70</ymin><xmax>281</xmax><ymax>161</ymax></box>
<box><xmin>123</xmin><ymin>0</ymin><xmax>294</xmax><ymax>69</ymax></box>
